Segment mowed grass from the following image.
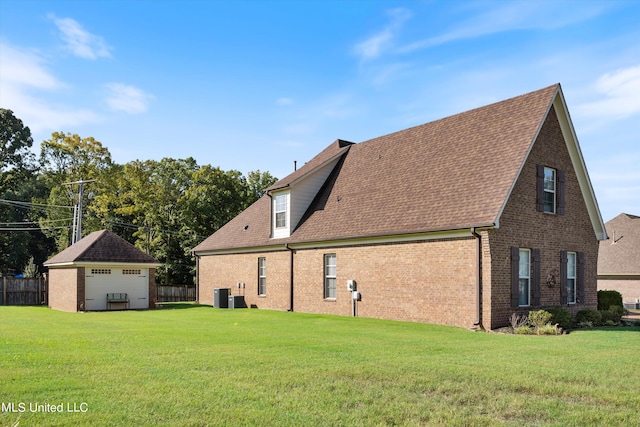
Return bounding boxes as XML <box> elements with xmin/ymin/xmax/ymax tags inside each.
<box><xmin>1</xmin><ymin>305</ymin><xmax>639</xmax><ymax>426</ymax></box>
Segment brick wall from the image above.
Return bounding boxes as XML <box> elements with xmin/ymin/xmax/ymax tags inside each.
<box><xmin>198</xmin><ymin>251</ymin><xmax>291</xmax><ymax>311</ymax></box>
<box><xmin>486</xmin><ymin>106</ymin><xmax>600</xmax><ymax>328</ymax></box>
<box><xmin>48</xmin><ymin>267</ymin><xmax>80</xmax><ymax>312</ymax></box>
<box><xmin>293</xmin><ymin>238</ymin><xmax>478</xmax><ymax>327</ymax></box>
<box><xmin>199</xmin><ymin>237</ymin><xmax>479</xmax><ymax>328</ymax></box>
<box><xmin>598</xmin><ymin>279</ymin><xmax>640</xmax><ymax>304</ymax></box>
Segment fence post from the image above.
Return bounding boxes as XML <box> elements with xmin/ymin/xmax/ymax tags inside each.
<box><xmin>3</xmin><ymin>276</ymin><xmax>6</xmax><ymax>306</ymax></box>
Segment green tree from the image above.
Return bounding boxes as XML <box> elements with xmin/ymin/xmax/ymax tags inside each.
<box><xmin>1</xmin><ymin>108</ymin><xmax>36</xmax><ymax>194</ymax></box>
<box><xmin>0</xmin><ymin>110</ymin><xmax>55</xmax><ymax>275</ymax></box>
<box><xmin>38</xmin><ymin>132</ymin><xmax>114</xmax><ymax>250</ymax></box>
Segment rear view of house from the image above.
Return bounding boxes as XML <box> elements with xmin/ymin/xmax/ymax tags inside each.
<box><xmin>45</xmin><ymin>230</ymin><xmax>160</xmax><ymax>312</ymax></box>
<box><xmin>193</xmin><ymin>84</ymin><xmax>607</xmax><ymax>329</ymax></box>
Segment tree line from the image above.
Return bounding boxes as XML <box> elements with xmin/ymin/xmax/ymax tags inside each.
<box><xmin>1</xmin><ymin>108</ymin><xmax>278</xmax><ymax>285</ymax></box>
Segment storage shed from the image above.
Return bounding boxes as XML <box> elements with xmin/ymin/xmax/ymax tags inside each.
<box><xmin>44</xmin><ymin>230</ymin><xmax>160</xmax><ymax>312</ymax></box>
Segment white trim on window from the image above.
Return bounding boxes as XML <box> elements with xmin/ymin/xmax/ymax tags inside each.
<box><xmin>518</xmin><ymin>248</ymin><xmax>530</xmax><ymax>307</ymax></box>
<box><xmin>258</xmin><ymin>257</ymin><xmax>266</xmax><ymax>296</ymax></box>
<box><xmin>543</xmin><ymin>167</ymin><xmax>556</xmax><ymax>214</ymax></box>
<box><xmin>567</xmin><ymin>251</ymin><xmax>576</xmax><ymax>304</ymax></box>
<box><xmin>324</xmin><ymin>254</ymin><xmax>336</xmax><ymax>299</ymax></box>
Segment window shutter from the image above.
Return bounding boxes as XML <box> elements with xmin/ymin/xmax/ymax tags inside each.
<box><xmin>536</xmin><ymin>165</ymin><xmax>545</xmax><ymax>212</ymax></box>
<box><xmin>560</xmin><ymin>250</ymin><xmax>568</xmax><ymax>305</ymax></box>
<box><xmin>511</xmin><ymin>247</ymin><xmax>520</xmax><ymax>308</ymax></box>
<box><xmin>531</xmin><ymin>248</ymin><xmax>541</xmax><ymax>306</ymax></box>
<box><xmin>557</xmin><ymin>169</ymin><xmax>566</xmax><ymax>215</ymax></box>
<box><xmin>577</xmin><ymin>251</ymin><xmax>585</xmax><ymax>304</ymax></box>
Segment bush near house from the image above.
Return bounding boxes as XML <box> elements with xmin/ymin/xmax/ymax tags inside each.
<box><xmin>576</xmin><ymin>309</ymin><xmax>603</xmax><ymax>327</ymax></box>
<box><xmin>544</xmin><ymin>307</ymin><xmax>572</xmax><ymax>330</ymax></box>
<box><xmin>598</xmin><ymin>290</ymin><xmax>623</xmax><ymax>311</ymax></box>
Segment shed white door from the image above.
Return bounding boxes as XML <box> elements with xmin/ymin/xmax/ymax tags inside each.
<box><xmin>84</xmin><ymin>268</ymin><xmax>149</xmax><ymax>310</ymax></box>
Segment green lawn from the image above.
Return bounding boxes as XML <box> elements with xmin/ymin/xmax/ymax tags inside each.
<box><xmin>1</xmin><ymin>305</ymin><xmax>639</xmax><ymax>426</ymax></box>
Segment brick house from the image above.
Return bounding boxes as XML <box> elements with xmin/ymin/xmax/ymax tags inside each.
<box><xmin>45</xmin><ymin>230</ymin><xmax>160</xmax><ymax>312</ymax></box>
<box><xmin>193</xmin><ymin>84</ymin><xmax>607</xmax><ymax>329</ymax></box>
<box><xmin>598</xmin><ymin>213</ymin><xmax>640</xmax><ymax>308</ymax></box>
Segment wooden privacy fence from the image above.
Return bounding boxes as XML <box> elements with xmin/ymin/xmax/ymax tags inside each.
<box><xmin>156</xmin><ymin>285</ymin><xmax>196</xmax><ymax>302</ymax></box>
<box><xmin>1</xmin><ymin>276</ymin><xmax>47</xmax><ymax>306</ymax></box>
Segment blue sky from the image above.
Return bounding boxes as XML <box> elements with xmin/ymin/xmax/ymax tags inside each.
<box><xmin>1</xmin><ymin>0</ymin><xmax>639</xmax><ymax>222</ymax></box>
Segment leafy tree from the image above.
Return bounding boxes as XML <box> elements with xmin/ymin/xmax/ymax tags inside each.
<box><xmin>0</xmin><ymin>109</ymin><xmax>36</xmax><ymax>195</ymax></box>
<box><xmin>245</xmin><ymin>170</ymin><xmax>278</xmax><ymax>207</ymax></box>
<box><xmin>38</xmin><ymin>132</ymin><xmax>113</xmax><ymax>250</ymax></box>
<box><xmin>0</xmin><ymin>110</ymin><xmax>54</xmax><ymax>274</ymax></box>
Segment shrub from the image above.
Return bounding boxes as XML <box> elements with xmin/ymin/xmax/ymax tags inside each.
<box><xmin>575</xmin><ymin>309</ymin><xmax>602</xmax><ymax>326</ymax></box>
<box><xmin>600</xmin><ymin>305</ymin><xmax>624</xmax><ymax>324</ymax></box>
<box><xmin>598</xmin><ymin>290</ymin><xmax>623</xmax><ymax>311</ymax></box>
<box><xmin>544</xmin><ymin>307</ymin><xmax>572</xmax><ymax>330</ymax></box>
<box><xmin>528</xmin><ymin>310</ymin><xmax>552</xmax><ymax>331</ymax></box>
<box><xmin>514</xmin><ymin>325</ymin><xmax>533</xmax><ymax>335</ymax></box>
<box><xmin>509</xmin><ymin>313</ymin><xmax>528</xmax><ymax>330</ymax></box>
<box><xmin>537</xmin><ymin>323</ymin><xmax>560</xmax><ymax>335</ymax></box>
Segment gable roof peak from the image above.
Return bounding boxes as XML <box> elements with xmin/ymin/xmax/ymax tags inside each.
<box><xmin>44</xmin><ymin>229</ymin><xmax>159</xmax><ymax>266</ymax></box>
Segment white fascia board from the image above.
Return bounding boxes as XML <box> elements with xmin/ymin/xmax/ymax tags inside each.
<box><xmin>495</xmin><ymin>86</ymin><xmax>608</xmax><ymax>241</ymax></box>
<box><xmin>47</xmin><ymin>261</ymin><xmax>162</xmax><ymax>268</ymax></box>
<box><xmin>288</xmin><ymin>228</ymin><xmax>479</xmax><ymax>250</ymax></box>
<box><xmin>195</xmin><ymin>245</ymin><xmax>289</xmax><ymax>256</ymax></box>
<box><xmin>553</xmin><ymin>89</ymin><xmax>608</xmax><ymax>241</ymax></box>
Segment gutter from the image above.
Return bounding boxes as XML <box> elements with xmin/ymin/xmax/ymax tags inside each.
<box><xmin>471</xmin><ymin>227</ymin><xmax>483</xmax><ymax>330</ymax></box>
<box><xmin>285</xmin><ymin>243</ymin><xmax>294</xmax><ymax>312</ymax></box>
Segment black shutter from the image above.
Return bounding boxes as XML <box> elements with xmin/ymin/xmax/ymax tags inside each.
<box><xmin>560</xmin><ymin>250</ymin><xmax>568</xmax><ymax>305</ymax></box>
<box><xmin>536</xmin><ymin>165</ymin><xmax>545</xmax><ymax>212</ymax></box>
<box><xmin>511</xmin><ymin>247</ymin><xmax>520</xmax><ymax>308</ymax></box>
<box><xmin>557</xmin><ymin>169</ymin><xmax>566</xmax><ymax>215</ymax></box>
<box><xmin>577</xmin><ymin>252</ymin><xmax>585</xmax><ymax>304</ymax></box>
<box><xmin>532</xmin><ymin>248</ymin><xmax>541</xmax><ymax>306</ymax></box>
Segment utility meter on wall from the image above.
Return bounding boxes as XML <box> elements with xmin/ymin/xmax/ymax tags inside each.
<box><xmin>347</xmin><ymin>280</ymin><xmax>357</xmax><ymax>292</ymax></box>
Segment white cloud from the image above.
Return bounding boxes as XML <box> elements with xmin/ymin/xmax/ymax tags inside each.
<box><xmin>276</xmin><ymin>97</ymin><xmax>295</xmax><ymax>106</ymax></box>
<box><xmin>0</xmin><ymin>41</ymin><xmax>100</xmax><ymax>136</ymax></box>
<box><xmin>49</xmin><ymin>15</ymin><xmax>112</xmax><ymax>60</ymax></box>
<box><xmin>575</xmin><ymin>65</ymin><xmax>640</xmax><ymax>120</ymax></box>
<box><xmin>398</xmin><ymin>2</ymin><xmax>608</xmax><ymax>54</ymax></box>
<box><xmin>104</xmin><ymin>83</ymin><xmax>153</xmax><ymax>114</ymax></box>
<box><xmin>353</xmin><ymin>8</ymin><xmax>412</xmax><ymax>60</ymax></box>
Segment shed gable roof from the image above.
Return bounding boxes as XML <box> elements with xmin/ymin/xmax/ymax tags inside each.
<box><xmin>44</xmin><ymin>230</ymin><xmax>159</xmax><ymax>266</ymax></box>
<box><xmin>193</xmin><ymin>84</ymin><xmax>605</xmax><ymax>253</ymax></box>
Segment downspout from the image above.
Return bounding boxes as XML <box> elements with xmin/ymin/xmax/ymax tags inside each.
<box><xmin>286</xmin><ymin>244</ymin><xmax>294</xmax><ymax>312</ymax></box>
<box><xmin>194</xmin><ymin>253</ymin><xmax>200</xmax><ymax>303</ymax></box>
<box><xmin>471</xmin><ymin>228</ymin><xmax>483</xmax><ymax>330</ymax></box>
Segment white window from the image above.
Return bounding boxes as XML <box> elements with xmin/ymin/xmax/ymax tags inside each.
<box><xmin>567</xmin><ymin>252</ymin><xmax>576</xmax><ymax>304</ymax></box>
<box><xmin>258</xmin><ymin>257</ymin><xmax>266</xmax><ymax>296</ymax></box>
<box><xmin>543</xmin><ymin>167</ymin><xmax>556</xmax><ymax>214</ymax></box>
<box><xmin>275</xmin><ymin>194</ymin><xmax>287</xmax><ymax>229</ymax></box>
<box><xmin>518</xmin><ymin>248</ymin><xmax>530</xmax><ymax>307</ymax></box>
<box><xmin>123</xmin><ymin>269</ymin><xmax>141</xmax><ymax>275</ymax></box>
<box><xmin>324</xmin><ymin>254</ymin><xmax>336</xmax><ymax>299</ymax></box>
<box><xmin>91</xmin><ymin>269</ymin><xmax>111</xmax><ymax>275</ymax></box>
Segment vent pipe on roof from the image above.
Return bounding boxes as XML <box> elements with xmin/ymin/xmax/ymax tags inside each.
<box><xmin>294</xmin><ymin>160</ymin><xmax>297</xmax><ymax>171</ymax></box>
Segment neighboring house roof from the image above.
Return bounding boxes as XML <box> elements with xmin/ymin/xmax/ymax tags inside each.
<box><xmin>44</xmin><ymin>229</ymin><xmax>159</xmax><ymax>266</ymax></box>
<box><xmin>598</xmin><ymin>213</ymin><xmax>640</xmax><ymax>275</ymax></box>
<box><xmin>193</xmin><ymin>84</ymin><xmax>606</xmax><ymax>254</ymax></box>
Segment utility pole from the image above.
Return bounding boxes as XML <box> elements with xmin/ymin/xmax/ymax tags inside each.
<box><xmin>63</xmin><ymin>179</ymin><xmax>96</xmax><ymax>244</ymax></box>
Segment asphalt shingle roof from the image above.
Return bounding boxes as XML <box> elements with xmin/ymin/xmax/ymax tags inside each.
<box><xmin>193</xmin><ymin>84</ymin><xmax>560</xmax><ymax>253</ymax></box>
<box><xmin>598</xmin><ymin>213</ymin><xmax>640</xmax><ymax>275</ymax></box>
<box><xmin>44</xmin><ymin>230</ymin><xmax>159</xmax><ymax>265</ymax></box>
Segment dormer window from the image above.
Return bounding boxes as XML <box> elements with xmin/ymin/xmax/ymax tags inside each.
<box><xmin>272</xmin><ymin>191</ymin><xmax>290</xmax><ymax>238</ymax></box>
<box><xmin>275</xmin><ymin>194</ymin><xmax>287</xmax><ymax>228</ymax></box>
